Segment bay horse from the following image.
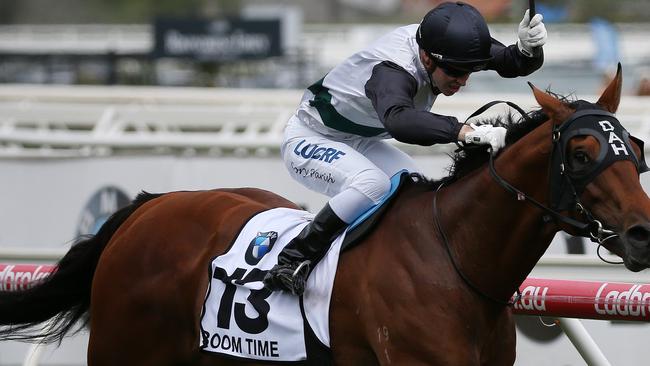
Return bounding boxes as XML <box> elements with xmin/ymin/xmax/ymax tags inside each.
<box><xmin>2</xmin><ymin>65</ymin><xmax>650</xmax><ymax>365</ymax></box>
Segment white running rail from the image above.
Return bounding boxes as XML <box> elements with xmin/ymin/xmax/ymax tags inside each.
<box><xmin>0</xmin><ymin>85</ymin><xmax>649</xmax><ymax>159</ymax></box>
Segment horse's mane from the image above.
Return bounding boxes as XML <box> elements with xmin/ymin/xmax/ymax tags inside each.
<box><xmin>413</xmin><ymin>92</ymin><xmax>582</xmax><ymax>190</ymax></box>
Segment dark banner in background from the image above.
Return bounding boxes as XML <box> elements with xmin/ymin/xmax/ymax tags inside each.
<box><xmin>153</xmin><ymin>18</ymin><xmax>282</xmax><ymax>61</ymax></box>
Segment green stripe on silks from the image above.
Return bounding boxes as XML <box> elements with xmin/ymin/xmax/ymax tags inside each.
<box><xmin>307</xmin><ymin>78</ymin><xmax>386</xmax><ymax>137</ymax></box>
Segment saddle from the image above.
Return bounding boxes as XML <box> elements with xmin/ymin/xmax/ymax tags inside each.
<box><xmin>342</xmin><ymin>170</ymin><xmax>413</xmax><ymax>250</ymax></box>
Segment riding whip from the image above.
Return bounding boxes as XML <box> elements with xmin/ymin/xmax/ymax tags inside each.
<box><xmin>529</xmin><ymin>0</ymin><xmax>535</xmax><ymax>17</ymax></box>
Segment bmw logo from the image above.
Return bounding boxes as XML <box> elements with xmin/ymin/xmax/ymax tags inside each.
<box><xmin>245</xmin><ymin>231</ymin><xmax>278</xmax><ymax>265</ymax></box>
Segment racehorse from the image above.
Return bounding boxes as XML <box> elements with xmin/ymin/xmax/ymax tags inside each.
<box><xmin>1</xmin><ymin>64</ymin><xmax>650</xmax><ymax>365</ymax></box>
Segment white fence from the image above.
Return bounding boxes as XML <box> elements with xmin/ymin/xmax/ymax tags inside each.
<box><xmin>1</xmin><ymin>84</ymin><xmax>650</xmax><ymax>159</ymax></box>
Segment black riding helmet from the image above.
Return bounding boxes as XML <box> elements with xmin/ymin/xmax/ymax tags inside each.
<box><xmin>416</xmin><ymin>2</ymin><xmax>493</xmax><ymax>73</ymax></box>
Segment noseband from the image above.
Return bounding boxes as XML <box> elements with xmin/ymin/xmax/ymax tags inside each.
<box><xmin>433</xmin><ymin>100</ymin><xmax>650</xmax><ymax>306</ymax></box>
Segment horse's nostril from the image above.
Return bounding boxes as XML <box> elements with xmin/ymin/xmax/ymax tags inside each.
<box><xmin>626</xmin><ymin>224</ymin><xmax>650</xmax><ymax>245</ymax></box>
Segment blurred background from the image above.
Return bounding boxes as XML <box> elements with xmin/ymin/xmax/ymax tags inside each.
<box><xmin>1</xmin><ymin>0</ymin><xmax>650</xmax><ymax>365</ymax></box>
<box><xmin>0</xmin><ymin>0</ymin><xmax>649</xmax><ymax>94</ymax></box>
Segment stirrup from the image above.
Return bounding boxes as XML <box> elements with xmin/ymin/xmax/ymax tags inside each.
<box><xmin>292</xmin><ymin>260</ymin><xmax>310</xmax><ymax>279</ymax></box>
<box><xmin>288</xmin><ymin>260</ymin><xmax>310</xmax><ymax>295</ymax></box>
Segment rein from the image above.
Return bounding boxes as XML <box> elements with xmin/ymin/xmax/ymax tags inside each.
<box><xmin>433</xmin><ymin>100</ymin><xmax>647</xmax><ymax>306</ymax></box>
<box><xmin>473</xmin><ymin>101</ymin><xmax>636</xmax><ymax>243</ymax></box>
<box><xmin>433</xmin><ymin>182</ymin><xmax>519</xmax><ymax>306</ymax></box>
<box><xmin>487</xmin><ymin>148</ymin><xmax>611</xmax><ymax>243</ymax></box>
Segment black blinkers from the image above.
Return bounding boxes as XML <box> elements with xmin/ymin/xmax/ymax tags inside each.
<box><xmin>550</xmin><ymin>108</ymin><xmax>650</xmax><ymax>211</ymax></box>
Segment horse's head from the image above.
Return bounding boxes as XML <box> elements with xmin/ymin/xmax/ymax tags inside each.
<box><xmin>530</xmin><ymin>64</ymin><xmax>650</xmax><ymax>271</ymax></box>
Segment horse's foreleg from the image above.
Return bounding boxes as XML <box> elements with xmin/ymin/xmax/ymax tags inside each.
<box><xmin>479</xmin><ymin>311</ymin><xmax>516</xmax><ymax>366</ymax></box>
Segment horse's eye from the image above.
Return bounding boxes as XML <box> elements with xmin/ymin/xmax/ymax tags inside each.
<box><xmin>570</xmin><ymin>150</ymin><xmax>591</xmax><ymax>170</ymax></box>
<box><xmin>575</xmin><ymin>151</ymin><xmax>590</xmax><ymax>163</ymax></box>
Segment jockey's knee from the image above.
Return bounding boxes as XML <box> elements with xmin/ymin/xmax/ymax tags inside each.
<box><xmin>349</xmin><ymin>170</ymin><xmax>391</xmax><ymax>204</ymax></box>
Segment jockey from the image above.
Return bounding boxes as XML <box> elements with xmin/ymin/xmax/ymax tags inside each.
<box><xmin>263</xmin><ymin>1</ymin><xmax>547</xmax><ymax>295</ymax></box>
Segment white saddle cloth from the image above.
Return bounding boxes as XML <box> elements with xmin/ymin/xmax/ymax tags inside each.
<box><xmin>200</xmin><ymin>207</ymin><xmax>344</xmax><ymax>361</ymax></box>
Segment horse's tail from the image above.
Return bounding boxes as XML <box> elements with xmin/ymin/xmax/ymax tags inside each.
<box><xmin>0</xmin><ymin>191</ymin><xmax>163</xmax><ymax>343</ymax></box>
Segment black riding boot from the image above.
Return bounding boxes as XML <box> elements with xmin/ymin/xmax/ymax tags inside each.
<box><xmin>263</xmin><ymin>203</ymin><xmax>347</xmax><ymax>295</ymax></box>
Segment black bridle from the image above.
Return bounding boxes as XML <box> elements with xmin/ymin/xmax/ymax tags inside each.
<box><xmin>433</xmin><ymin>101</ymin><xmax>649</xmax><ymax>306</ymax></box>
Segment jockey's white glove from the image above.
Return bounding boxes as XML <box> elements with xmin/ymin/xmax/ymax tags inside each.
<box><xmin>464</xmin><ymin>123</ymin><xmax>507</xmax><ymax>153</ymax></box>
<box><xmin>517</xmin><ymin>10</ymin><xmax>547</xmax><ymax>57</ymax></box>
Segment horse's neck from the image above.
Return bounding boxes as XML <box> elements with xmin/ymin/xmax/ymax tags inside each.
<box><xmin>438</xmin><ymin>122</ymin><xmax>559</xmax><ymax>301</ymax></box>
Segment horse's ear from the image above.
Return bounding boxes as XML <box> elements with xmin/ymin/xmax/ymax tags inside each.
<box><xmin>596</xmin><ymin>63</ymin><xmax>623</xmax><ymax>113</ymax></box>
<box><xmin>528</xmin><ymin>82</ymin><xmax>572</xmax><ymax>124</ymax></box>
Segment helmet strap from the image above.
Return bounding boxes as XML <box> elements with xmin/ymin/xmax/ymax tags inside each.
<box><xmin>426</xmin><ymin>67</ymin><xmax>441</xmax><ymax>95</ymax></box>
<box><xmin>419</xmin><ymin>49</ymin><xmax>436</xmax><ymax>74</ymax></box>
<box><xmin>419</xmin><ymin>49</ymin><xmax>441</xmax><ymax>94</ymax></box>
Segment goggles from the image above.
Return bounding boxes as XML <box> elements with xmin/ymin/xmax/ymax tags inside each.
<box><xmin>431</xmin><ymin>54</ymin><xmax>487</xmax><ymax>78</ymax></box>
<box><xmin>437</xmin><ymin>63</ymin><xmax>472</xmax><ymax>78</ymax></box>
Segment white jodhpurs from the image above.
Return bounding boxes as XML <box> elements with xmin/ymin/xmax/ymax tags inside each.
<box><xmin>281</xmin><ymin>115</ymin><xmax>421</xmax><ymax>223</ymax></box>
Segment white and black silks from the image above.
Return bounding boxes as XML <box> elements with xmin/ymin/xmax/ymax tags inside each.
<box><xmin>301</xmin><ymin>23</ymin><xmax>542</xmax><ymax>147</ymax></box>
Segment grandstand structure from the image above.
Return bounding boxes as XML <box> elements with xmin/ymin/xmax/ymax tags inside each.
<box><xmin>1</xmin><ymin>22</ymin><xmax>650</xmax><ymax>88</ymax></box>
<box><xmin>2</xmin><ymin>22</ymin><xmax>650</xmax><ymax>64</ymax></box>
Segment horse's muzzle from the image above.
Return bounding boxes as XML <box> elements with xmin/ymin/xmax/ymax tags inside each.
<box><xmin>625</xmin><ymin>223</ymin><xmax>650</xmax><ymax>249</ymax></box>
<box><xmin>623</xmin><ymin>222</ymin><xmax>650</xmax><ymax>271</ymax></box>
